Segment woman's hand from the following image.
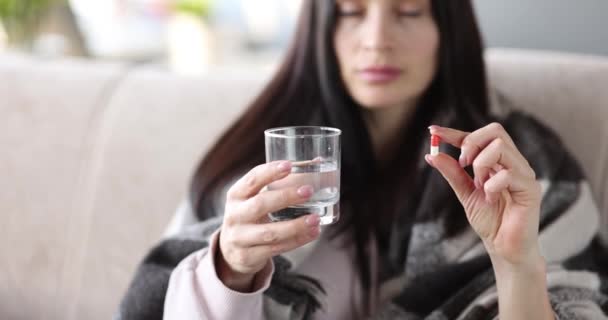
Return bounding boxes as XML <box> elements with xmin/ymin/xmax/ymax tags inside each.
<box><xmin>217</xmin><ymin>161</ymin><xmax>322</xmax><ymax>291</ymax></box>
<box><xmin>425</xmin><ymin>123</ymin><xmax>544</xmax><ymax>268</ymax></box>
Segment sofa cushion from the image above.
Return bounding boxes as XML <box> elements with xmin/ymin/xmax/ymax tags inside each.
<box><xmin>68</xmin><ymin>66</ymin><xmax>268</xmax><ymax>318</ymax></box>
<box><xmin>0</xmin><ymin>53</ymin><xmax>126</xmax><ymax>320</ymax></box>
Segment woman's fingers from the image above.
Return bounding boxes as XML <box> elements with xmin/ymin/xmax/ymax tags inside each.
<box><xmin>263</xmin><ymin>224</ymin><xmax>321</xmax><ymax>255</ymax></box>
<box><xmin>430</xmin><ymin>122</ymin><xmax>534</xmax><ymax>185</ymax></box>
<box><xmin>489</xmin><ymin>165</ymin><xmax>502</xmax><ymax>178</ymax></box>
<box><xmin>429</xmin><ymin>125</ymin><xmax>468</xmax><ymax>149</ymax></box>
<box><xmin>228</xmin><ymin>214</ymin><xmax>321</xmax><ymax>248</ymax></box>
<box><xmin>228</xmin><ymin>185</ymin><xmax>314</xmax><ymax>224</ymax></box>
<box><xmin>221</xmin><ymin>215</ymin><xmax>321</xmax><ymax>271</ymax></box>
<box><xmin>227</xmin><ymin>161</ymin><xmax>292</xmax><ymax>200</ymax></box>
<box><xmin>425</xmin><ymin>153</ymin><xmax>475</xmax><ymax>205</ymax></box>
<box><xmin>220</xmin><ymin>159</ymin><xmax>326</xmax><ymax>276</ymax></box>
<box><xmin>428</xmin><ymin>123</ymin><xmax>540</xmax><ymax>209</ymax></box>
<box><xmin>471</xmin><ymin>138</ymin><xmax>535</xmax><ymax>189</ymax></box>
<box><xmin>483</xmin><ymin>169</ymin><xmax>541</xmax><ymax>205</ymax></box>
<box><xmin>430</xmin><ymin>123</ymin><xmax>517</xmax><ymax>168</ymax></box>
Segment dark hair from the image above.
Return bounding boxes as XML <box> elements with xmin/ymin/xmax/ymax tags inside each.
<box><xmin>190</xmin><ymin>0</ymin><xmax>488</xmax><ymax>313</ymax></box>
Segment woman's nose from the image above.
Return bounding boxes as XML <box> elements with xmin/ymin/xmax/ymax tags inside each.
<box><xmin>361</xmin><ymin>8</ymin><xmax>393</xmax><ymax>52</ymax></box>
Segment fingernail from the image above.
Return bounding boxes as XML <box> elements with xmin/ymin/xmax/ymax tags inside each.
<box><xmin>277</xmin><ymin>161</ymin><xmax>291</xmax><ymax>172</ymax></box>
<box><xmin>297</xmin><ymin>185</ymin><xmax>314</xmax><ymax>197</ymax></box>
<box><xmin>306</xmin><ymin>214</ymin><xmax>320</xmax><ymax>226</ymax></box>
<box><xmin>428</xmin><ymin>125</ymin><xmax>440</xmax><ymax>132</ymax></box>
<box><xmin>459</xmin><ymin>152</ymin><xmax>467</xmax><ymax>167</ymax></box>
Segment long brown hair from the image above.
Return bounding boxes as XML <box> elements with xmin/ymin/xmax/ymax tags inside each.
<box><xmin>190</xmin><ymin>0</ymin><xmax>489</xmax><ymax>307</ymax></box>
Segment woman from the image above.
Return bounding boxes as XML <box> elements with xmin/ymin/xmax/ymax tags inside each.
<box><xmin>117</xmin><ymin>0</ymin><xmax>607</xmax><ymax>319</ymax></box>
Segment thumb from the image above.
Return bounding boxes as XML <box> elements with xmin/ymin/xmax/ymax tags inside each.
<box><xmin>426</xmin><ymin>153</ymin><xmax>476</xmax><ymax>204</ymax></box>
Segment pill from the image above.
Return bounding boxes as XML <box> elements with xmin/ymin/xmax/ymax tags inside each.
<box><xmin>430</xmin><ymin>134</ymin><xmax>440</xmax><ymax>156</ymax></box>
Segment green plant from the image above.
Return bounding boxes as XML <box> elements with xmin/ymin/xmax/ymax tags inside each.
<box><xmin>174</xmin><ymin>0</ymin><xmax>212</xmax><ymax>18</ymax></box>
<box><xmin>0</xmin><ymin>0</ymin><xmax>64</xmax><ymax>46</ymax></box>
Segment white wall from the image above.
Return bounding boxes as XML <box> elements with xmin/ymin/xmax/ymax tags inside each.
<box><xmin>473</xmin><ymin>0</ymin><xmax>608</xmax><ymax>56</ymax></box>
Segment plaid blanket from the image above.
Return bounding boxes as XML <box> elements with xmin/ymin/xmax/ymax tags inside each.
<box><xmin>116</xmin><ymin>109</ymin><xmax>607</xmax><ymax>320</ymax></box>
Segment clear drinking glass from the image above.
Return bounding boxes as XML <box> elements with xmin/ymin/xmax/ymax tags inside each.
<box><xmin>264</xmin><ymin>126</ymin><xmax>341</xmax><ymax>225</ymax></box>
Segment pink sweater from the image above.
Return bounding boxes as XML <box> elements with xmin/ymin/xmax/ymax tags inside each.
<box><xmin>163</xmin><ymin>227</ymin><xmax>375</xmax><ymax>319</ymax></box>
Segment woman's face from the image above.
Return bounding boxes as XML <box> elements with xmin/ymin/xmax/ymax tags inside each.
<box><xmin>333</xmin><ymin>0</ymin><xmax>439</xmax><ymax>111</ymax></box>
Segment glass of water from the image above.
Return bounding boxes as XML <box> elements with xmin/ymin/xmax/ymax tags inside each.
<box><xmin>264</xmin><ymin>126</ymin><xmax>341</xmax><ymax>225</ymax></box>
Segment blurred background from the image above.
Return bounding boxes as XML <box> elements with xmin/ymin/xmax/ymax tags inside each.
<box><xmin>1</xmin><ymin>2</ymin><xmax>607</xmax><ymax>320</ymax></box>
<box><xmin>0</xmin><ymin>0</ymin><xmax>303</xmax><ymax>75</ymax></box>
<box><xmin>1</xmin><ymin>0</ymin><xmax>606</xmax><ymax>76</ymax></box>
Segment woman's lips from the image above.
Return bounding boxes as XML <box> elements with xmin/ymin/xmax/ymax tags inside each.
<box><xmin>358</xmin><ymin>66</ymin><xmax>403</xmax><ymax>84</ymax></box>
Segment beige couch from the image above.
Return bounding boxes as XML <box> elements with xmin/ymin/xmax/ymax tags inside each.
<box><xmin>1</xmin><ymin>49</ymin><xmax>607</xmax><ymax>320</ymax></box>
